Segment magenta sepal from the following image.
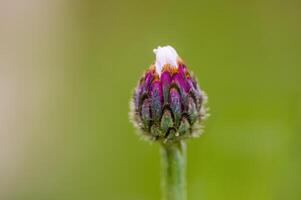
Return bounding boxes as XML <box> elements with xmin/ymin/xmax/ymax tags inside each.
<box><xmin>160</xmin><ymin>71</ymin><xmax>171</xmax><ymax>105</ymax></box>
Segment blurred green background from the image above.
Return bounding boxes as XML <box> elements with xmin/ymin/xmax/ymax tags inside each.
<box><xmin>0</xmin><ymin>0</ymin><xmax>300</xmax><ymax>199</ymax></box>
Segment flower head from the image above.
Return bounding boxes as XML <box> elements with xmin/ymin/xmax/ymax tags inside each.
<box><xmin>130</xmin><ymin>45</ymin><xmax>207</xmax><ymax>143</ymax></box>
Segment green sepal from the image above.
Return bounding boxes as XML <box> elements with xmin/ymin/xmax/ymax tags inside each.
<box><xmin>187</xmin><ymin>97</ymin><xmax>197</xmax><ymax>124</ymax></box>
<box><xmin>151</xmin><ymin>124</ymin><xmax>162</xmax><ymax>137</ymax></box>
<box><xmin>160</xmin><ymin>110</ymin><xmax>174</xmax><ymax>134</ymax></box>
<box><xmin>178</xmin><ymin>117</ymin><xmax>190</xmax><ymax>136</ymax></box>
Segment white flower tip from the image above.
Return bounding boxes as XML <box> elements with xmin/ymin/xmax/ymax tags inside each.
<box><xmin>153</xmin><ymin>45</ymin><xmax>179</xmax><ymax>76</ymax></box>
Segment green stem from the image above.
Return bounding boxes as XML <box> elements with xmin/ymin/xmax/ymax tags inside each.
<box><xmin>160</xmin><ymin>141</ymin><xmax>187</xmax><ymax>200</ymax></box>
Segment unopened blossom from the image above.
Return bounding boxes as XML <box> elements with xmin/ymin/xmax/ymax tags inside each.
<box><xmin>130</xmin><ymin>45</ymin><xmax>207</xmax><ymax>143</ymax></box>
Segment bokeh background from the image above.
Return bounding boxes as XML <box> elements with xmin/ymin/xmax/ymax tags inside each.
<box><xmin>1</xmin><ymin>0</ymin><xmax>300</xmax><ymax>199</ymax></box>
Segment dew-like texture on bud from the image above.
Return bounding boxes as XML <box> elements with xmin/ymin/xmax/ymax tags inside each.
<box><xmin>130</xmin><ymin>46</ymin><xmax>207</xmax><ymax>143</ymax></box>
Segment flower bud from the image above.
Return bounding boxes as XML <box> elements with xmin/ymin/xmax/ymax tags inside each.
<box><xmin>130</xmin><ymin>46</ymin><xmax>207</xmax><ymax>143</ymax></box>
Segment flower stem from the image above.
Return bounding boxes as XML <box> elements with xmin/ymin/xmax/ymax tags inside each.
<box><xmin>160</xmin><ymin>141</ymin><xmax>187</xmax><ymax>200</ymax></box>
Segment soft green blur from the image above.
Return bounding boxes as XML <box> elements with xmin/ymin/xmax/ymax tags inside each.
<box><xmin>0</xmin><ymin>0</ymin><xmax>300</xmax><ymax>199</ymax></box>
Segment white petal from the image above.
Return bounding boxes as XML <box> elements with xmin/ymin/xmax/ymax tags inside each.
<box><xmin>153</xmin><ymin>45</ymin><xmax>179</xmax><ymax>76</ymax></box>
